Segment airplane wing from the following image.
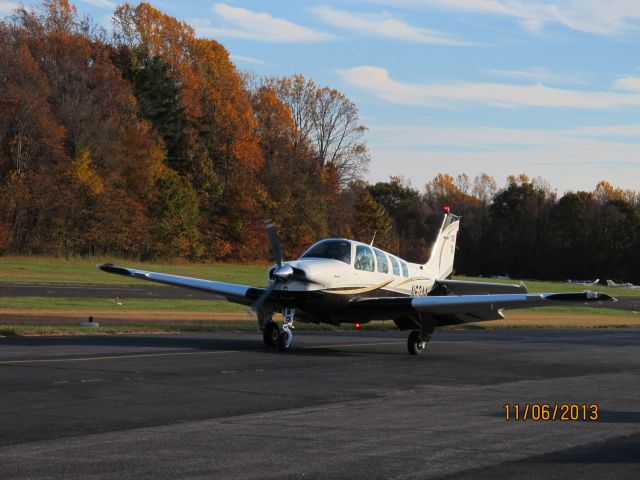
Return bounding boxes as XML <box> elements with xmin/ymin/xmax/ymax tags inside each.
<box><xmin>345</xmin><ymin>291</ymin><xmax>616</xmax><ymax>325</ymax></box>
<box><xmin>98</xmin><ymin>264</ymin><xmax>265</xmax><ymax>305</ymax></box>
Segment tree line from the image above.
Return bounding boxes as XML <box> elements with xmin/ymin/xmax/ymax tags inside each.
<box><xmin>1</xmin><ymin>1</ymin><xmax>638</xmax><ymax>283</ymax></box>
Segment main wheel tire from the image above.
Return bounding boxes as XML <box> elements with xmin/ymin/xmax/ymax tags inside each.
<box><xmin>407</xmin><ymin>330</ymin><xmax>426</xmax><ymax>355</ymax></box>
<box><xmin>263</xmin><ymin>321</ymin><xmax>279</xmax><ymax>347</ymax></box>
<box><xmin>277</xmin><ymin>328</ymin><xmax>293</xmax><ymax>352</ymax></box>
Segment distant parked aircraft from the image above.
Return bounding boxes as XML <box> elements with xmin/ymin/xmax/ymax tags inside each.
<box><xmin>606</xmin><ymin>279</ymin><xmax>638</xmax><ymax>289</ymax></box>
<box><xmin>567</xmin><ymin>279</ymin><xmax>600</xmax><ymax>286</ymax></box>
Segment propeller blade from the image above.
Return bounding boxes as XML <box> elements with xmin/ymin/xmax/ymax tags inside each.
<box><xmin>265</xmin><ymin>219</ymin><xmax>283</xmax><ymax>267</ymax></box>
<box><xmin>252</xmin><ymin>281</ymin><xmax>277</xmax><ymax>311</ymax></box>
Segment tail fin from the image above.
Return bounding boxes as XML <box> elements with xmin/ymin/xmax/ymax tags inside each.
<box><xmin>424</xmin><ymin>212</ymin><xmax>461</xmax><ymax>280</ymax></box>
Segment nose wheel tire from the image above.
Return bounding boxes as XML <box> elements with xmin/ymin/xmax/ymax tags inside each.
<box><xmin>277</xmin><ymin>328</ymin><xmax>293</xmax><ymax>352</ymax></box>
<box><xmin>263</xmin><ymin>321</ymin><xmax>279</xmax><ymax>347</ymax></box>
<box><xmin>407</xmin><ymin>330</ymin><xmax>427</xmax><ymax>355</ymax></box>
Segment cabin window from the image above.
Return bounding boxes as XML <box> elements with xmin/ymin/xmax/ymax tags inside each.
<box><xmin>389</xmin><ymin>256</ymin><xmax>400</xmax><ymax>276</ymax></box>
<box><xmin>374</xmin><ymin>249</ymin><xmax>388</xmax><ymax>273</ymax></box>
<box><xmin>354</xmin><ymin>245</ymin><xmax>375</xmax><ymax>272</ymax></box>
<box><xmin>401</xmin><ymin>261</ymin><xmax>409</xmax><ymax>278</ymax></box>
<box><xmin>301</xmin><ymin>240</ymin><xmax>351</xmax><ymax>264</ymax></box>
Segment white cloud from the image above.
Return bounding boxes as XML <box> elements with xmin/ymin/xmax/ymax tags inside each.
<box><xmin>365</xmin><ymin>124</ymin><xmax>640</xmax><ymax>192</ymax></box>
<box><xmin>366</xmin><ymin>0</ymin><xmax>640</xmax><ymax>37</ymax></box>
<box><xmin>339</xmin><ymin>66</ymin><xmax>640</xmax><ymax>109</ymax></box>
<box><xmin>563</xmin><ymin>124</ymin><xmax>640</xmax><ymax>137</ymax></box>
<box><xmin>80</xmin><ymin>0</ymin><xmax>116</xmax><ymax>8</ymax></box>
<box><xmin>205</xmin><ymin>3</ymin><xmax>333</xmax><ymax>42</ymax></box>
<box><xmin>613</xmin><ymin>76</ymin><xmax>640</xmax><ymax>91</ymax></box>
<box><xmin>486</xmin><ymin>67</ymin><xmax>585</xmax><ymax>85</ymax></box>
<box><xmin>0</xmin><ymin>0</ymin><xmax>19</xmax><ymax>16</ymax></box>
<box><xmin>368</xmin><ymin>124</ymin><xmax>640</xmax><ymax>149</ymax></box>
<box><xmin>311</xmin><ymin>6</ymin><xmax>472</xmax><ymax>45</ymax></box>
<box><xmin>230</xmin><ymin>54</ymin><xmax>272</xmax><ymax>67</ymax></box>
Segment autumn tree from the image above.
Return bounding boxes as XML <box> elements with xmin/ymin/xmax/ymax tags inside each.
<box><xmin>0</xmin><ymin>0</ymin><xmax>167</xmax><ymax>257</ymax></box>
<box><xmin>112</xmin><ymin>2</ymin><xmax>198</xmax><ymax>115</ymax></box>
<box><xmin>250</xmin><ymin>85</ymin><xmax>329</xmax><ymax>256</ymax></box>
<box><xmin>545</xmin><ymin>192</ymin><xmax>596</xmax><ymax>279</ymax></box>
<box><xmin>368</xmin><ymin>177</ymin><xmax>429</xmax><ymax>261</ymax></box>
<box><xmin>350</xmin><ymin>182</ymin><xmax>394</xmax><ymax>251</ymax></box>
<box><xmin>269</xmin><ymin>74</ymin><xmax>370</xmax><ymax>187</ymax></box>
<box><xmin>0</xmin><ymin>40</ymin><xmax>65</xmax><ymax>176</ymax></box>
<box><xmin>485</xmin><ymin>175</ymin><xmax>553</xmax><ymax>278</ymax></box>
<box><xmin>113</xmin><ymin>48</ymin><xmax>187</xmax><ymax>173</ymax></box>
<box><xmin>151</xmin><ymin>170</ymin><xmax>203</xmax><ymax>258</ymax></box>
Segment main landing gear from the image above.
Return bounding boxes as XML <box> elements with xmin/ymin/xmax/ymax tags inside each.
<box><xmin>407</xmin><ymin>330</ymin><xmax>431</xmax><ymax>355</ymax></box>
<box><xmin>260</xmin><ymin>308</ymin><xmax>296</xmax><ymax>352</ymax></box>
<box><xmin>403</xmin><ymin>314</ymin><xmax>435</xmax><ymax>356</ymax></box>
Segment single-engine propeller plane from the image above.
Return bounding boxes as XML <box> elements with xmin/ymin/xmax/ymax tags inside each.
<box><xmin>99</xmin><ymin>210</ymin><xmax>615</xmax><ymax>355</ymax></box>
<box><xmin>606</xmin><ymin>279</ymin><xmax>638</xmax><ymax>289</ymax></box>
<box><xmin>567</xmin><ymin>278</ymin><xmax>600</xmax><ymax>286</ymax></box>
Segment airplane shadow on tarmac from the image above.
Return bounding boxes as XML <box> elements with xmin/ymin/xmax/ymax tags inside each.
<box><xmin>1</xmin><ymin>334</ymin><xmax>262</xmax><ymax>351</ymax></box>
<box><xmin>0</xmin><ymin>333</ymin><xmax>411</xmax><ymax>358</ymax></box>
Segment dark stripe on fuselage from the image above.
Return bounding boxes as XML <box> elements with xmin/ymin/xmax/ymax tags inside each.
<box><xmin>249</xmin><ymin>286</ymin><xmax>414</xmax><ymax>324</ymax></box>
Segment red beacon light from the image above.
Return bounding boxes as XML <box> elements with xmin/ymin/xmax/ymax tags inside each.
<box><xmin>354</xmin><ymin>322</ymin><xmax>362</xmax><ymax>330</ymax></box>
<box><xmin>443</xmin><ymin>205</ymin><xmax>451</xmax><ymax>214</ymax></box>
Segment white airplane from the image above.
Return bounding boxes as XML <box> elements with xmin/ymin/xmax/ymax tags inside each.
<box><xmin>567</xmin><ymin>279</ymin><xmax>600</xmax><ymax>286</ymax></box>
<box><xmin>606</xmin><ymin>279</ymin><xmax>638</xmax><ymax>289</ymax></box>
<box><xmin>99</xmin><ymin>211</ymin><xmax>614</xmax><ymax>355</ymax></box>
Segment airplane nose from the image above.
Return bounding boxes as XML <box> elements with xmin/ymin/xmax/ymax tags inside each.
<box><xmin>274</xmin><ymin>264</ymin><xmax>294</xmax><ymax>281</ymax></box>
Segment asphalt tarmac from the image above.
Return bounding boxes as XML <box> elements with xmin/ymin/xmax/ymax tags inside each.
<box><xmin>1</xmin><ymin>329</ymin><xmax>639</xmax><ymax>479</ymax></box>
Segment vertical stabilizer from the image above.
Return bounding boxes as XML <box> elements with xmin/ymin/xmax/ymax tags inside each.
<box><xmin>424</xmin><ymin>212</ymin><xmax>461</xmax><ymax>280</ymax></box>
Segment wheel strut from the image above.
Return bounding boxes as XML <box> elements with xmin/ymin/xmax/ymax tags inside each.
<box><xmin>278</xmin><ymin>308</ymin><xmax>295</xmax><ymax>352</ymax></box>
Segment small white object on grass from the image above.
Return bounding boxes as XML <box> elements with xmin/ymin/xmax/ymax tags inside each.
<box><xmin>81</xmin><ymin>316</ymin><xmax>100</xmax><ymax>328</ymax></box>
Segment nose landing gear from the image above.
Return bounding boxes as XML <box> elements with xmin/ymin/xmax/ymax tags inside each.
<box><xmin>262</xmin><ymin>321</ymin><xmax>279</xmax><ymax>347</ymax></box>
<box><xmin>260</xmin><ymin>308</ymin><xmax>296</xmax><ymax>351</ymax></box>
<box><xmin>277</xmin><ymin>308</ymin><xmax>295</xmax><ymax>352</ymax></box>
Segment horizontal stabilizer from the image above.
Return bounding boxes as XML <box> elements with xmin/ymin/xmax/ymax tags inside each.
<box><xmin>433</xmin><ymin>279</ymin><xmax>527</xmax><ymax>296</ymax></box>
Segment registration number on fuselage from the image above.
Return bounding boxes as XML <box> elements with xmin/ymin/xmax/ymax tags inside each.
<box><xmin>411</xmin><ymin>284</ymin><xmax>429</xmax><ymax>297</ymax></box>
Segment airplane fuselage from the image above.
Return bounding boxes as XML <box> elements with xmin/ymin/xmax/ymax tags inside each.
<box><xmin>263</xmin><ymin>239</ymin><xmax>435</xmax><ymax>324</ymax></box>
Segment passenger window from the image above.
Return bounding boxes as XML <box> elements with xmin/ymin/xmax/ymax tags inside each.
<box><xmin>389</xmin><ymin>256</ymin><xmax>400</xmax><ymax>276</ymax></box>
<box><xmin>374</xmin><ymin>249</ymin><xmax>388</xmax><ymax>273</ymax></box>
<box><xmin>401</xmin><ymin>261</ymin><xmax>409</xmax><ymax>278</ymax></box>
<box><xmin>354</xmin><ymin>245</ymin><xmax>375</xmax><ymax>272</ymax></box>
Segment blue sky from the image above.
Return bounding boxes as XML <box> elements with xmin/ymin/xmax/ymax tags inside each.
<box><xmin>3</xmin><ymin>0</ymin><xmax>640</xmax><ymax>193</ymax></box>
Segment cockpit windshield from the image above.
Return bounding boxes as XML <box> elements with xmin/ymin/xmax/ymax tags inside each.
<box><xmin>300</xmin><ymin>240</ymin><xmax>351</xmax><ymax>264</ymax></box>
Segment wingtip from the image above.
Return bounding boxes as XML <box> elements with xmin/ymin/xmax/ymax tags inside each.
<box><xmin>97</xmin><ymin>264</ymin><xmax>133</xmax><ymax>276</ymax></box>
<box><xmin>585</xmin><ymin>290</ymin><xmax>617</xmax><ymax>303</ymax></box>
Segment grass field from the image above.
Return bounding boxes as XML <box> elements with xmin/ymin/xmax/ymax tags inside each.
<box><xmin>1</xmin><ymin>255</ymin><xmax>639</xmax><ymax>335</ymax></box>
<box><xmin>0</xmin><ymin>255</ymin><xmax>269</xmax><ymax>286</ymax></box>
<box><xmin>0</xmin><ymin>296</ymin><xmax>246</xmax><ymax>312</ymax></box>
